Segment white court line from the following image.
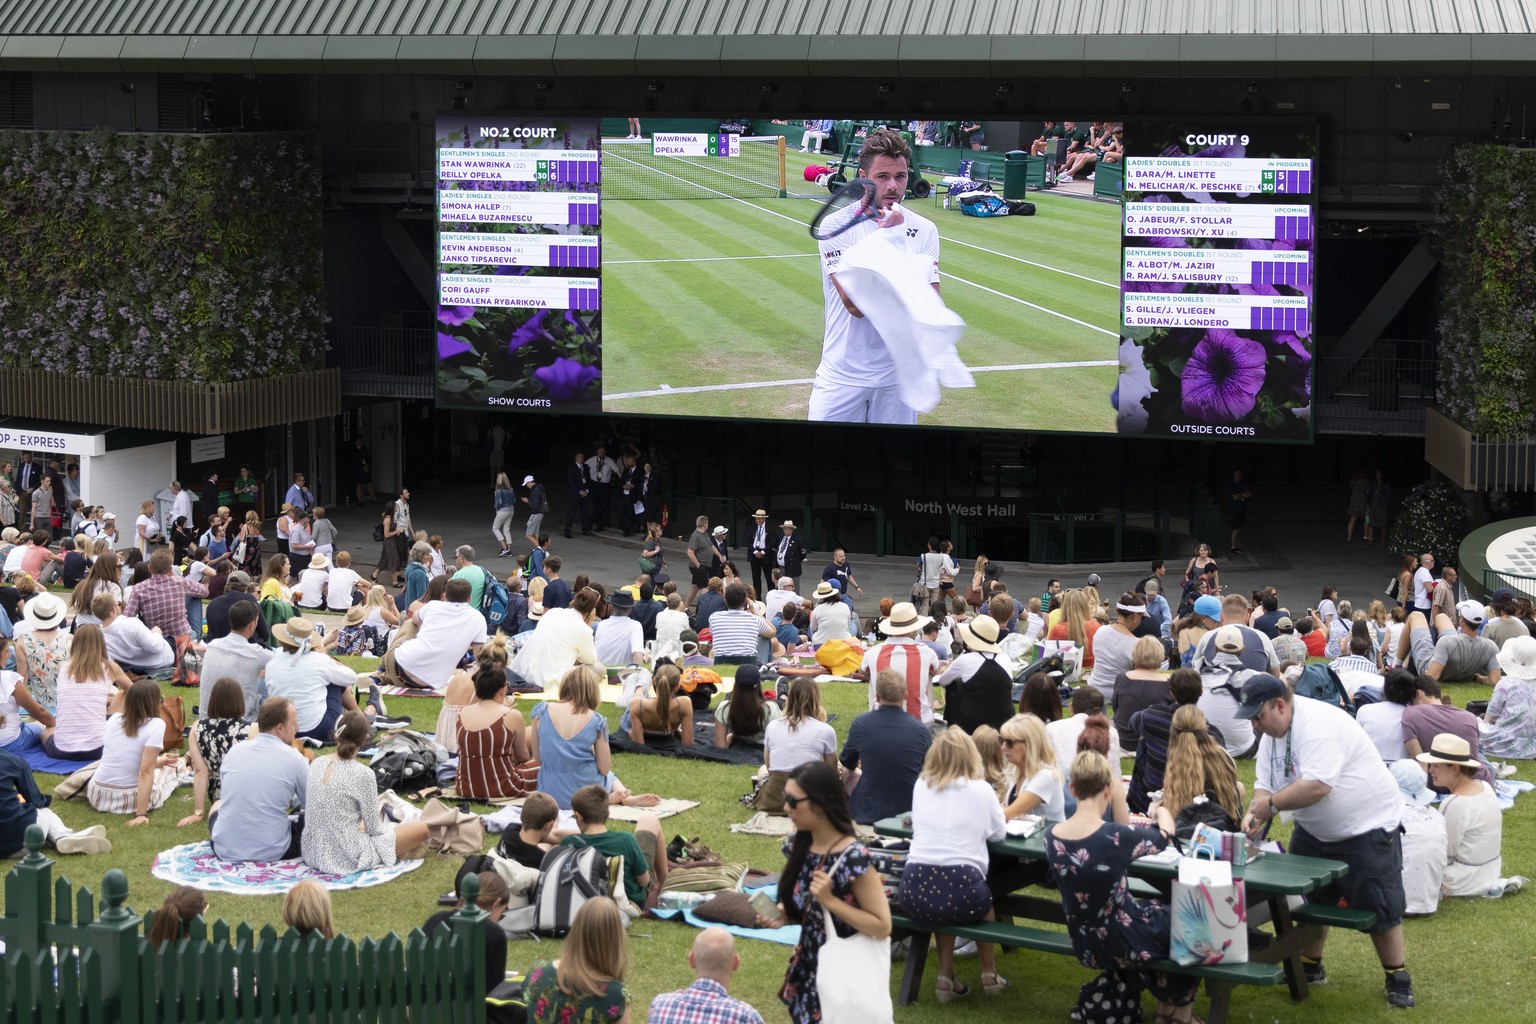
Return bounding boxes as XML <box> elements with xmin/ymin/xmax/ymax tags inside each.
<box><xmin>604</xmin><ymin>359</ymin><xmax>1116</xmax><ymax>401</ymax></box>
<box><xmin>937</xmin><ymin>234</ymin><xmax>1120</xmax><ymax>290</ymax></box>
<box><xmin>604</xmin><ymin>148</ymin><xmax>1118</xmax><ymax>335</ymax></box>
<box><xmin>605</xmin><ymin>254</ymin><xmax>815</xmax><ymax>265</ymax></box>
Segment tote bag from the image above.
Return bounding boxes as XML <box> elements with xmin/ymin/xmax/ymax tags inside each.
<box><xmin>814</xmin><ymin>847</ymin><xmax>894</xmax><ymax>1024</ymax></box>
<box><xmin>1170</xmin><ymin>850</ymin><xmax>1248</xmax><ymax>966</ymax></box>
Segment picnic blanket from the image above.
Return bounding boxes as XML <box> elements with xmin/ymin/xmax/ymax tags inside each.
<box><xmin>730</xmin><ymin>811</ymin><xmax>876</xmax><ymax>840</ymax></box>
<box><xmin>480</xmin><ymin>797</ymin><xmax>699</xmax><ymax>832</ymax></box>
<box><xmin>152</xmin><ymin>841</ymin><xmax>423</xmax><ymax>894</ymax></box>
<box><xmin>379</xmin><ymin>686</ymin><xmax>444</xmax><ymax>699</ymax></box>
<box><xmin>650</xmin><ymin>880</ymin><xmax>800</xmax><ymax>946</ymax></box>
<box><xmin>609</xmin><ymin>714</ymin><xmax>765</xmax><ymax>766</ymax></box>
<box><xmin>4</xmin><ymin>724</ymin><xmax>95</xmax><ymax>776</ymax></box>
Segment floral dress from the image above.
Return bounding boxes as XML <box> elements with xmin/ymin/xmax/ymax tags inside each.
<box><xmin>1481</xmin><ymin>677</ymin><xmax>1536</xmax><ymax>760</ymax></box>
<box><xmin>192</xmin><ymin>717</ymin><xmax>245</xmax><ymax>802</ymax></box>
<box><xmin>18</xmin><ymin>630</ymin><xmax>72</xmax><ymax>714</ymax></box>
<box><xmin>235</xmin><ymin>526</ymin><xmax>264</xmax><ymax>577</ymax></box>
<box><xmin>778</xmin><ymin>838</ymin><xmax>873</xmax><ymax>1024</ymax></box>
<box><xmin>1045</xmin><ymin>823</ymin><xmax>1199</xmax><ymax>1007</ymax></box>
<box><xmin>524</xmin><ymin>960</ymin><xmax>628</xmax><ymax>1023</ymax></box>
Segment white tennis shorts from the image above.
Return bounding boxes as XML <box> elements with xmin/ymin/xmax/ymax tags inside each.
<box><xmin>807</xmin><ymin>379</ymin><xmax>917</xmax><ymax>425</ymax></box>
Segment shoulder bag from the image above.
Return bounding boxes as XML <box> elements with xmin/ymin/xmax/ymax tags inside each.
<box><xmin>814</xmin><ymin>845</ymin><xmax>893</xmax><ymax>1024</ymax></box>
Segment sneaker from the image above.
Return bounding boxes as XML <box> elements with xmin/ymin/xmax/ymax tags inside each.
<box><xmin>1303</xmin><ymin>961</ymin><xmax>1328</xmax><ymax>986</ymax></box>
<box><xmin>300</xmin><ymin>736</ymin><xmax>325</xmax><ymax>749</ymax></box>
<box><xmin>1489</xmin><ymin>875</ymin><xmax>1530</xmax><ymax>897</ymax></box>
<box><xmin>1497</xmin><ymin>762</ymin><xmax>1519</xmax><ymax>779</ymax></box>
<box><xmin>1385</xmin><ymin>970</ymin><xmax>1414</xmax><ymax>1008</ymax></box>
<box><xmin>57</xmin><ymin>827</ymin><xmax>111</xmax><ymax>856</ymax></box>
<box><xmin>954</xmin><ymin>939</ymin><xmax>978</xmax><ymax>957</ymax></box>
<box><xmin>373</xmin><ymin>714</ymin><xmax>412</xmax><ymax>729</ymax></box>
<box><xmin>497</xmin><ymin>548</ymin><xmax>512</xmax><ymax>558</ymax></box>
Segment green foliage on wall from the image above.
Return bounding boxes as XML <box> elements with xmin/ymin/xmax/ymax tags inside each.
<box><xmin>1388</xmin><ymin>479</ymin><xmax>1471</xmax><ymax>567</ymax></box>
<box><xmin>1437</xmin><ymin>145</ymin><xmax>1536</xmax><ymax>434</ymax></box>
<box><xmin>0</xmin><ymin>130</ymin><xmax>324</xmax><ymax>382</ymax></box>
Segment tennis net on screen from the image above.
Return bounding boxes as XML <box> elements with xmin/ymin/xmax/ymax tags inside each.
<box><xmin>602</xmin><ymin>136</ymin><xmax>791</xmax><ymax>201</ymax></box>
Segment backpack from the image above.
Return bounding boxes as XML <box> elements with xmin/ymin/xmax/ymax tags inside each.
<box><xmin>480</xmin><ymin>567</ymin><xmax>511</xmax><ymax>631</ymax></box>
<box><xmin>1293</xmin><ymin>663</ymin><xmax>1354</xmax><ymax>715</ymax></box>
<box><xmin>370</xmin><ymin>730</ymin><xmax>448</xmax><ymax>793</ymax></box>
<box><xmin>1173</xmin><ymin>791</ymin><xmax>1240</xmax><ymax>841</ymax></box>
<box><xmin>1007</xmin><ymin>200</ymin><xmax>1036</xmax><ymax>216</ymax></box>
<box><xmin>531</xmin><ymin>844</ymin><xmax>609</xmax><ymax>937</ymax></box>
<box><xmin>960</xmin><ymin>192</ymin><xmax>1010</xmax><ymax>217</ymax></box>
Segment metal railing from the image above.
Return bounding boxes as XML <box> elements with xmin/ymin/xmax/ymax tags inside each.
<box><xmin>327</xmin><ymin>326</ymin><xmax>434</xmax><ymax>399</ymax></box>
<box><xmin>1314</xmin><ymin>354</ymin><xmax>1434</xmax><ymax>436</ymax></box>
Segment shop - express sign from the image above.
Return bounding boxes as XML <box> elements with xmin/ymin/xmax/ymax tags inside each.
<box><xmin>0</xmin><ymin>429</ymin><xmax>105</xmax><ymax>456</ymax></box>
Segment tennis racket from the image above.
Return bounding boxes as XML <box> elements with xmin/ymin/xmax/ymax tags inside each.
<box><xmin>808</xmin><ymin>177</ymin><xmax>884</xmax><ymax>241</ymax></box>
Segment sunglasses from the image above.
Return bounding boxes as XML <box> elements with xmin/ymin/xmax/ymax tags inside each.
<box><xmin>782</xmin><ymin>794</ymin><xmax>812</xmax><ymax>810</ymax></box>
<box><xmin>999</xmin><ymin>738</ymin><xmax>1019</xmax><ymax>748</ymax></box>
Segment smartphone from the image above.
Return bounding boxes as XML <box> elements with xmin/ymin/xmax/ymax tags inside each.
<box><xmin>749</xmin><ymin>891</ymin><xmax>781</xmax><ymax>919</ymax></box>
<box><xmin>437</xmin><ymin>890</ymin><xmax>459</xmax><ymax>907</ymax></box>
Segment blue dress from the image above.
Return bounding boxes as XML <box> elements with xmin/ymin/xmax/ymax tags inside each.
<box><xmin>1045</xmin><ymin>822</ymin><xmax>1199</xmax><ymax>1007</ymax></box>
<box><xmin>528</xmin><ymin>701</ymin><xmax>606</xmax><ymax>808</ymax></box>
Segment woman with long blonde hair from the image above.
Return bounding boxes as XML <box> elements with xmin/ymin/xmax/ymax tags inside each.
<box><xmin>1045</xmin><ymin>589</ymin><xmax>1100</xmax><ymax>667</ymax></box>
<box><xmin>283</xmin><ymin>879</ymin><xmax>336</xmax><ymax>940</ymax></box>
<box><xmin>39</xmin><ymin>623</ymin><xmax>127</xmax><ymax>761</ymax></box>
<box><xmin>757</xmin><ymin>676</ymin><xmax>837</xmax><ymax>813</ymax></box>
<box><xmin>970</xmin><ymin>724</ymin><xmax>1009</xmax><ymax>801</ymax></box>
<box><xmin>1160</xmin><ymin>705</ymin><xmax>1244</xmax><ymax>824</ymax></box>
<box><xmin>897</xmin><ymin>727</ymin><xmax>1009</xmax><ymax>1001</ymax></box>
<box><xmin>525</xmin><ymin>897</ymin><xmax>630</xmax><ymax>1022</ymax></box>
<box><xmin>999</xmin><ymin>713</ymin><xmax>1064</xmax><ymax>822</ymax></box>
<box><xmin>528</xmin><ymin>664</ymin><xmax>611</xmax><ymax>808</ymax></box>
<box><xmin>626</xmin><ymin>662</ymin><xmax>693</xmax><ymax>746</ymax></box>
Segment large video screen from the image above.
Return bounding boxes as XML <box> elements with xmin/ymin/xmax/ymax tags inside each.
<box><xmin>434</xmin><ymin>115</ymin><xmax>1314</xmax><ymax>441</ymax></box>
<box><xmin>1116</xmin><ymin>121</ymin><xmax>1318</xmax><ymax>441</ymax></box>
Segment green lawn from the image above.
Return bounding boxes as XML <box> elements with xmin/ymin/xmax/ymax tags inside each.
<box><xmin>601</xmin><ymin>183</ymin><xmax>1120</xmax><ymax>432</ymax></box>
<box><xmin>8</xmin><ymin>669</ymin><xmax>1534</xmax><ymax>1024</ymax></box>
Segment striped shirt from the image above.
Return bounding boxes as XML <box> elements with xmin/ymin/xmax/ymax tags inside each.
<box><xmin>455</xmin><ymin>715</ymin><xmax>538</xmax><ymax>801</ymax></box>
<box><xmin>1329</xmin><ymin>654</ymin><xmax>1379</xmax><ymax>676</ymax></box>
<box><xmin>707</xmin><ymin>609</ymin><xmax>766</xmax><ymax>658</ymax></box>
<box><xmin>52</xmin><ymin>670</ymin><xmax>118</xmax><ymax>754</ymax></box>
<box><xmin>860</xmin><ymin>638</ymin><xmax>939</xmax><ymax>724</ymax></box>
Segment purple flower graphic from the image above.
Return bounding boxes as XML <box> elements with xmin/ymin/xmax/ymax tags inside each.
<box><xmin>1181</xmin><ymin>330</ymin><xmax>1266</xmax><ymax>423</ymax></box>
<box><xmin>508</xmin><ymin>312</ymin><xmax>556</xmax><ymax>353</ymax></box>
<box><xmin>438</xmin><ymin>305</ymin><xmax>475</xmax><ymax>326</ymax></box>
<box><xmin>437</xmin><ymin>331</ymin><xmax>474</xmax><ymax>361</ymax></box>
<box><xmin>534</xmin><ymin>357</ymin><xmax>599</xmax><ymax>401</ymax></box>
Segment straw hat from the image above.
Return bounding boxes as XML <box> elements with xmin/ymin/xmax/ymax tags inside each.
<box><xmin>308</xmin><ymin>553</ymin><xmax>330</xmax><ymax>571</ymax></box>
<box><xmin>879</xmin><ymin>601</ymin><xmax>931</xmax><ymax>636</ymax></box>
<box><xmin>960</xmin><ymin>614</ymin><xmax>1001</xmax><ymax>653</ymax></box>
<box><xmin>812</xmin><ymin>581</ymin><xmax>839</xmax><ymax>601</ymax></box>
<box><xmin>274</xmin><ymin>617</ymin><xmax>316</xmax><ymax>649</ymax></box>
<box><xmin>1415</xmin><ymin>733</ymin><xmax>1480</xmax><ymax>770</ymax></box>
<box><xmin>343</xmin><ymin>605</ymin><xmax>367</xmax><ymax>627</ymax></box>
<box><xmin>23</xmin><ymin>592</ymin><xmax>66</xmax><ymax>631</ymax></box>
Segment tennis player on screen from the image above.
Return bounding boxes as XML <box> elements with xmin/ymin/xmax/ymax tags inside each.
<box><xmin>808</xmin><ymin>129</ymin><xmax>941</xmax><ymax>425</ymax></box>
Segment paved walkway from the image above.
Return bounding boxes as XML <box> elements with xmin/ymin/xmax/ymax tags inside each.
<box><xmin>319</xmin><ymin>481</ymin><xmax>1413</xmax><ymax>620</ymax></box>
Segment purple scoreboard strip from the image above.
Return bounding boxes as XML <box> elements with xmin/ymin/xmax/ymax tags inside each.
<box><xmin>550</xmin><ymin>243</ymin><xmax>600</xmax><ymax>269</ymax></box>
<box><xmin>568</xmin><ymin>202</ymin><xmax>599</xmax><ymax>226</ymax></box>
<box><xmin>567</xmin><ymin>284</ymin><xmax>600</xmax><ymax>310</ymax></box>
<box><xmin>1250</xmin><ymin>259</ymin><xmax>1310</xmax><ymax>287</ymax></box>
<box><xmin>544</xmin><ymin>159</ymin><xmax>598</xmax><ymax>185</ymax></box>
<box><xmin>1249</xmin><ymin>307</ymin><xmax>1309</xmax><ymax>332</ymax></box>
<box><xmin>1273</xmin><ymin>170</ymin><xmax>1312</xmax><ymax>194</ymax></box>
<box><xmin>1272</xmin><ymin>214</ymin><xmax>1312</xmax><ymax>241</ymax></box>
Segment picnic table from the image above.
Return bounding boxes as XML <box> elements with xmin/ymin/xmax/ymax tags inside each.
<box><xmin>874</xmin><ymin>816</ymin><xmax>1360</xmax><ymax>1020</ymax></box>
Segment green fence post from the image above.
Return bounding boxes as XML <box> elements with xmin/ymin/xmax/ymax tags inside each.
<box><xmin>86</xmin><ymin>868</ymin><xmax>143</xmax><ymax>1024</ymax></box>
<box><xmin>447</xmin><ymin>873</ymin><xmax>488</xmax><ymax>1024</ymax></box>
<box><xmin>3</xmin><ymin>825</ymin><xmax>52</xmax><ymax>958</ymax></box>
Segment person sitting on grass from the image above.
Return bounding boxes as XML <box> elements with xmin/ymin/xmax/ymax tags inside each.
<box><xmin>496</xmin><ymin>790</ymin><xmax>564</xmax><ymax>869</ymax></box>
<box><xmin>0</xmin><ymin>747</ymin><xmax>111</xmax><ymax>858</ymax></box>
<box><xmin>564</xmin><ymin>783</ymin><xmax>666</xmax><ymax>918</ymax></box>
<box><xmin>456</xmin><ymin>657</ymin><xmax>539</xmax><ymax>801</ymax></box>
<box><xmin>177</xmin><ymin>677</ymin><xmax>249</xmax><ymax>828</ymax></box>
<box><xmin>625</xmin><ymin>662</ymin><xmax>694</xmax><ymax>747</ymax></box>
<box><xmin>525</xmin><ymin>898</ymin><xmax>630</xmax><ymax>1023</ymax></box>
<box><xmin>265</xmin><ymin>617</ymin><xmax>380</xmax><ymax>745</ymax></box>
<box><xmin>713</xmin><ymin>664</ymin><xmax>782</xmax><ymax>749</ymax></box>
<box><xmin>283</xmin><ymin>879</ymin><xmax>336</xmax><ymax>940</ymax></box>
<box><xmin>302</xmin><ymin>711</ymin><xmax>431</xmax><ymax>875</ymax></box>
<box><xmin>379</xmin><ymin>576</ymin><xmax>489</xmax><ymax>693</ymax></box>
<box><xmin>425</xmin><ymin>871</ymin><xmax>509</xmax><ymax>995</ymax></box>
<box><xmin>146</xmin><ymin>887</ymin><xmax>207</xmax><ymax>947</ymax></box>
<box><xmin>85</xmin><ymin>678</ymin><xmax>182</xmax><ymax>825</ymax></box>
<box><xmin>210</xmin><ymin>696</ymin><xmax>308</xmax><ymax>862</ymax></box>
<box><xmin>1418</xmin><ymin>733</ymin><xmax>1529</xmax><ymax>900</ymax></box>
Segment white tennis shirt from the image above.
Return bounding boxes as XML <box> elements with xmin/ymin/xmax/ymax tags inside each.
<box><xmin>817</xmin><ymin>207</ymin><xmax>941</xmax><ymax>389</ymax></box>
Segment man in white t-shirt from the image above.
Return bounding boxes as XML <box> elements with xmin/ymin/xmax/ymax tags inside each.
<box><xmin>263</xmin><ymin>618</ymin><xmax>366</xmax><ymax>743</ymax></box>
<box><xmin>1045</xmin><ymin>686</ymin><xmax>1123</xmax><ymax>766</ymax></box>
<box><xmin>809</xmin><ymin>128</ymin><xmax>941</xmax><ymax>425</ymax></box>
<box><xmin>1237</xmin><ymin>675</ymin><xmax>1414</xmax><ymax>1009</ymax></box>
<box><xmin>593</xmin><ymin>591</ymin><xmax>645</xmax><ymax>668</ymax></box>
<box><xmin>1410</xmin><ymin>552</ymin><xmax>1435</xmax><ymax>614</ymax></box>
<box><xmin>93</xmin><ymin>592</ymin><xmax>175</xmax><ymax>675</ymax></box>
<box><xmin>292</xmin><ymin>552</ymin><xmax>330</xmax><ymax>609</ymax></box>
<box><xmin>383</xmin><ymin>577</ymin><xmax>488</xmax><ymax>691</ymax></box>
<box><xmin>860</xmin><ymin>602</ymin><xmax>941</xmax><ymax>724</ymax></box>
<box><xmin>325</xmin><ymin>551</ymin><xmax>364</xmax><ymax>611</ymax></box>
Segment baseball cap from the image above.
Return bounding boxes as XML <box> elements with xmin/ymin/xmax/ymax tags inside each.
<box><xmin>1086</xmin><ymin>573</ymin><xmax>1102</xmax><ymax>587</ymax></box>
<box><xmin>1275</xmin><ymin>616</ymin><xmax>1295</xmax><ymax>633</ymax></box>
<box><xmin>1456</xmin><ymin>599</ymin><xmax>1487</xmax><ymax>626</ymax></box>
<box><xmin>1235</xmin><ymin>674</ymin><xmax>1288</xmax><ymax>719</ymax></box>
<box><xmin>1213</xmin><ymin>625</ymin><xmax>1245</xmax><ymax>654</ymax></box>
<box><xmin>1491</xmin><ymin>587</ymin><xmax>1515</xmax><ymax>603</ymax></box>
<box><xmin>1193</xmin><ymin>594</ymin><xmax>1224</xmax><ymax>621</ymax></box>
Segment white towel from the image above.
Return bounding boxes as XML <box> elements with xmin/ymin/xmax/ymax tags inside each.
<box><xmin>835</xmin><ymin>214</ymin><xmax>974</xmax><ymax>414</ymax></box>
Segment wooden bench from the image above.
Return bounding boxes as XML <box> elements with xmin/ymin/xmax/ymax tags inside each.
<box><xmin>1289</xmin><ymin>903</ymin><xmax>1377</xmax><ymax>931</ymax></box>
<box><xmin>889</xmin><ymin>913</ymin><xmax>1284</xmax><ymax>1024</ymax></box>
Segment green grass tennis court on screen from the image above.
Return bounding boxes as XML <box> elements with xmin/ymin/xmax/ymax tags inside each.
<box><xmin>599</xmin><ymin>142</ymin><xmax>1121</xmax><ymax>431</ymax></box>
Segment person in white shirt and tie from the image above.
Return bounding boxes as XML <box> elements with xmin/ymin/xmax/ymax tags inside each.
<box><xmin>583</xmin><ymin>444</ymin><xmax>621</xmax><ymax>533</ymax></box>
<box><xmin>746</xmin><ymin>509</ymin><xmax>772</xmax><ymax>595</ymax></box>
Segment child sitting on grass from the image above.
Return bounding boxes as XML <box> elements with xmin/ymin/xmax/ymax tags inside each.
<box><xmin>563</xmin><ymin>784</ymin><xmax>666</xmax><ymax>917</ymax></box>
<box><xmin>496</xmin><ymin>790</ymin><xmax>564</xmax><ymax>868</ymax></box>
